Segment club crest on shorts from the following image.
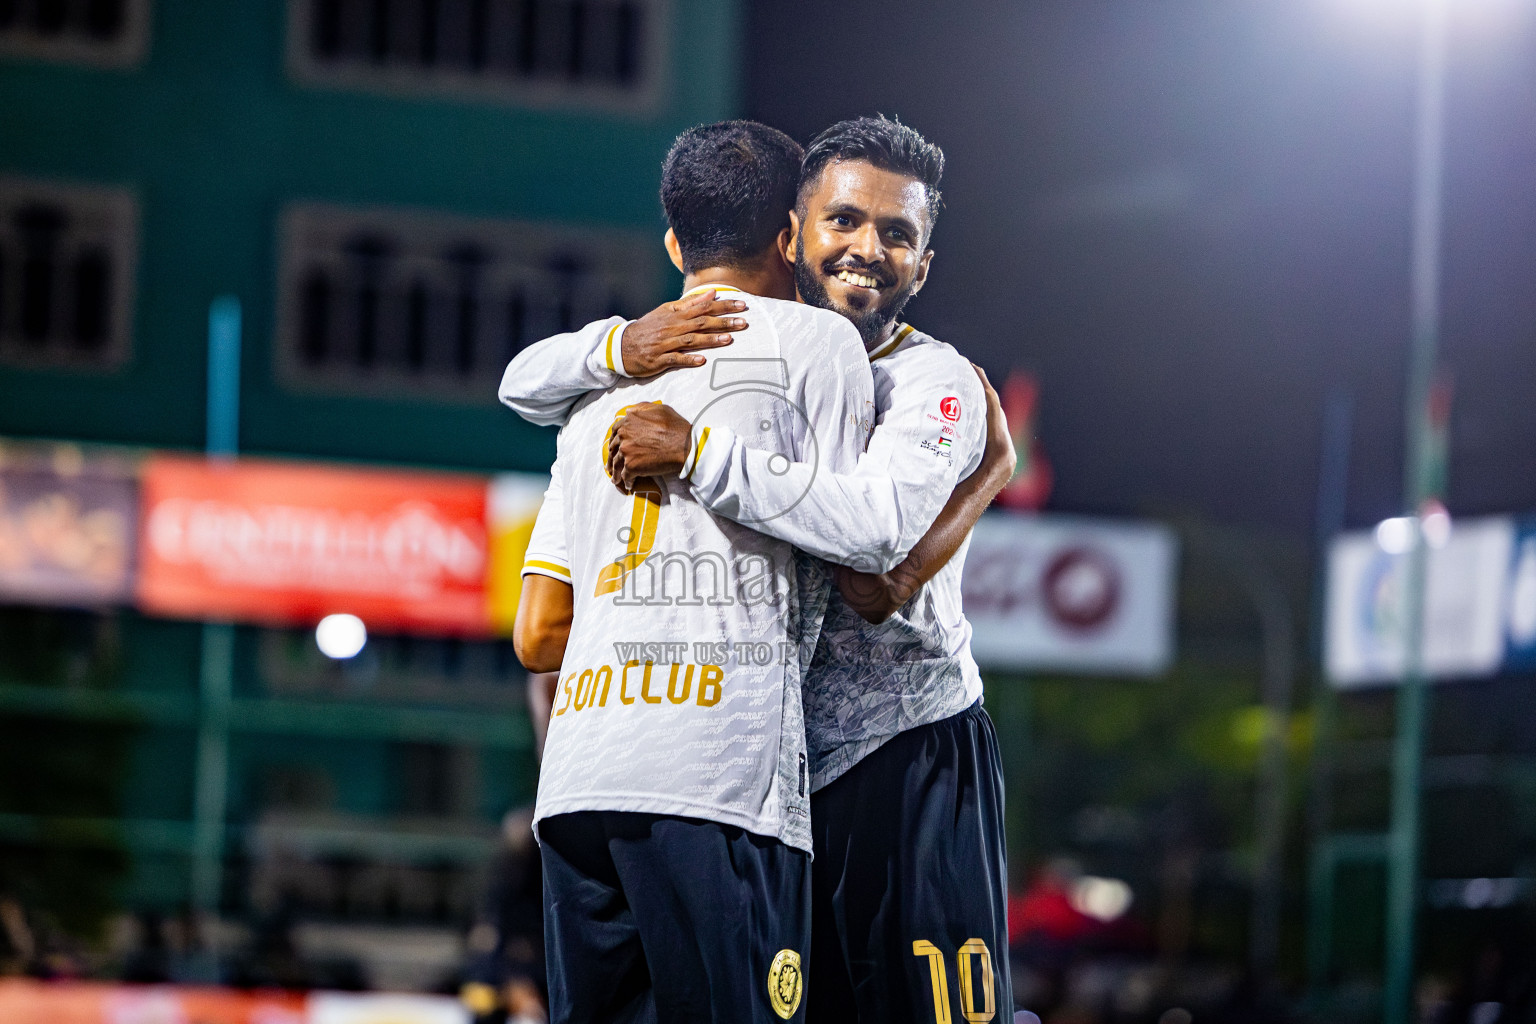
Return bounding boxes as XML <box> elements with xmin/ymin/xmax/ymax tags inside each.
<box><xmin>767</xmin><ymin>948</ymin><xmax>803</xmax><ymax>1019</ymax></box>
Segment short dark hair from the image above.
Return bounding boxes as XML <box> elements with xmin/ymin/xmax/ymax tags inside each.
<box><xmin>798</xmin><ymin>115</ymin><xmax>945</xmax><ymax>240</ymax></box>
<box><xmin>660</xmin><ymin>120</ymin><xmax>804</xmax><ymax>274</ymax></box>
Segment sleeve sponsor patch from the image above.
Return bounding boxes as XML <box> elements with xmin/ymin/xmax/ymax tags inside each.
<box><xmin>919</xmin><ymin>434</ymin><xmax>954</xmax><ymax>459</ymax></box>
<box><xmin>925</xmin><ymin>398</ymin><xmax>962</xmax><ymax>431</ymax></box>
<box><xmin>919</xmin><ymin>397</ymin><xmax>963</xmax><ymax>458</ymax></box>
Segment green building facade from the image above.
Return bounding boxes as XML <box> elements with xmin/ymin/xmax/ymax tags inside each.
<box><xmin>0</xmin><ymin>0</ymin><xmax>738</xmax><ymax>930</ymax></box>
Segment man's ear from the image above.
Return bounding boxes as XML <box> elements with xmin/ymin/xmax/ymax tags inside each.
<box><xmin>664</xmin><ymin>228</ymin><xmax>685</xmax><ymax>274</ymax></box>
<box><xmin>910</xmin><ymin>248</ymin><xmax>934</xmax><ymax>296</ymax></box>
<box><xmin>778</xmin><ymin>211</ymin><xmax>801</xmax><ymax>269</ymax></box>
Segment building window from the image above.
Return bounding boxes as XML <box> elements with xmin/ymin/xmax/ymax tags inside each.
<box><xmin>0</xmin><ymin>178</ymin><xmax>137</xmax><ymax>371</ymax></box>
<box><xmin>260</xmin><ymin>625</ymin><xmax>530</xmax><ymax>708</ymax></box>
<box><xmin>276</xmin><ymin>202</ymin><xmax>656</xmax><ymax>400</ymax></box>
<box><xmin>0</xmin><ymin>0</ymin><xmax>152</xmax><ymax>68</ymax></box>
<box><xmin>287</xmin><ymin>0</ymin><xmax>663</xmax><ymax>108</ymax></box>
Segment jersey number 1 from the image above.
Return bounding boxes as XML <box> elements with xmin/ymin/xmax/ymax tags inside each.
<box><xmin>594</xmin><ymin>403</ymin><xmax>664</xmax><ymax>597</ymax></box>
<box><xmin>594</xmin><ymin>481</ymin><xmax>661</xmax><ymax>596</ymax></box>
<box><xmin>912</xmin><ymin>939</ymin><xmax>996</xmax><ymax>1023</ymax></box>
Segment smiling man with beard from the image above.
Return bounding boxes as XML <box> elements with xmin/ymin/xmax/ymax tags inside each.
<box><xmin>790</xmin><ymin>133</ymin><xmax>932</xmax><ymax>349</ymax></box>
<box><xmin>501</xmin><ymin>117</ymin><xmax>1016</xmax><ymax>1024</ymax></box>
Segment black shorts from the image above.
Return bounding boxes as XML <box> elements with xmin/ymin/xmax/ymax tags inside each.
<box><xmin>540</xmin><ymin>810</ymin><xmax>812</xmax><ymax>1024</ymax></box>
<box><xmin>807</xmin><ymin>701</ymin><xmax>1012</xmax><ymax>1024</ymax></box>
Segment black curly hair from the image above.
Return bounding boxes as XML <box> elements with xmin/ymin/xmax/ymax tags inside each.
<box><xmin>660</xmin><ymin>120</ymin><xmax>805</xmax><ymax>274</ymax></box>
<box><xmin>797</xmin><ymin>115</ymin><xmax>944</xmax><ymax>241</ymax></box>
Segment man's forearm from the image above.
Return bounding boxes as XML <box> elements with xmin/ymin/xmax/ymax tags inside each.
<box><xmin>498</xmin><ymin>318</ymin><xmax>625</xmax><ymax>427</ymax></box>
<box><xmin>513</xmin><ymin>617</ymin><xmax>570</xmax><ymax>673</ymax></box>
<box><xmin>835</xmin><ymin>458</ymin><xmax>1011</xmax><ymax>623</ymax></box>
<box><xmin>513</xmin><ymin>575</ymin><xmax>575</xmax><ymax>672</ymax></box>
<box><xmin>689</xmin><ymin>428</ymin><xmax>946</xmax><ymax>575</ymax></box>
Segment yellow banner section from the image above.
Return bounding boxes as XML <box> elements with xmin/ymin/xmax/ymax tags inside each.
<box><xmin>485</xmin><ymin>472</ymin><xmax>550</xmax><ymax>636</ymax></box>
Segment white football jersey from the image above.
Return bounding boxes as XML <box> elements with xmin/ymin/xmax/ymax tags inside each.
<box><xmin>514</xmin><ymin>286</ymin><xmax>874</xmax><ymax>853</ymax></box>
<box><xmin>797</xmin><ymin>328</ymin><xmax>988</xmax><ymax>790</ymax></box>
<box><xmin>684</xmin><ymin>325</ymin><xmax>988</xmax><ymax>790</ymax></box>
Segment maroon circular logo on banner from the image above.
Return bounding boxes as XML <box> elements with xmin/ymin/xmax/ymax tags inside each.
<box><xmin>939</xmin><ymin>396</ymin><xmax>961</xmax><ymax>421</ymax></box>
<box><xmin>1042</xmin><ymin>546</ymin><xmax>1121</xmax><ymax>632</ymax></box>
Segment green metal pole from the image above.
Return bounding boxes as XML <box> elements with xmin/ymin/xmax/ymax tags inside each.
<box><xmin>1306</xmin><ymin>681</ymin><xmax>1340</xmax><ymax>999</ymax></box>
<box><xmin>993</xmin><ymin>673</ymin><xmax>1032</xmax><ymax>872</ymax></box>
<box><xmin>1383</xmin><ymin>1</ymin><xmax>1446</xmax><ymax>1021</ymax></box>
<box><xmin>191</xmin><ymin>297</ymin><xmax>241</xmax><ymax>929</ymax></box>
<box><xmin>191</xmin><ymin>623</ymin><xmax>234</xmax><ymax>914</ymax></box>
<box><xmin>1306</xmin><ymin>391</ymin><xmax>1353</xmax><ymax>1001</ymax></box>
<box><xmin>1384</xmin><ymin>590</ymin><xmax>1428</xmax><ymax>1024</ymax></box>
<box><xmin>1225</xmin><ymin>544</ymin><xmax>1293</xmax><ymax>984</ymax></box>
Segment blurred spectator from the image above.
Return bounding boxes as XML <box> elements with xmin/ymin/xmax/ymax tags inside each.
<box><xmin>461</xmin><ymin>807</ymin><xmax>545</xmax><ymax>1024</ymax></box>
<box><xmin>1422</xmin><ymin>938</ymin><xmax>1536</xmax><ymax>1024</ymax></box>
<box><xmin>119</xmin><ymin>909</ymin><xmax>170</xmax><ymax>983</ymax></box>
<box><xmin>1010</xmin><ymin>859</ymin><xmax>1097</xmax><ymax>951</ymax></box>
<box><xmin>233</xmin><ymin>901</ymin><xmax>311</xmax><ymax>990</ymax></box>
<box><xmin>226</xmin><ymin>899</ymin><xmax>364</xmax><ymax>992</ymax></box>
<box><xmin>1009</xmin><ymin>859</ymin><xmax>1094</xmax><ymax>1017</ymax></box>
<box><xmin>0</xmin><ymin>894</ymin><xmax>87</xmax><ymax>980</ymax></box>
<box><xmin>0</xmin><ymin>894</ymin><xmax>35</xmax><ymax>975</ymax></box>
<box><xmin>1009</xmin><ymin>859</ymin><xmax>1164</xmax><ymax>1021</ymax></box>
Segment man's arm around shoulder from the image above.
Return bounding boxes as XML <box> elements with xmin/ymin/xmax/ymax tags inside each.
<box><xmin>497</xmin><ymin>292</ymin><xmax>748</xmax><ymax>427</ymax></box>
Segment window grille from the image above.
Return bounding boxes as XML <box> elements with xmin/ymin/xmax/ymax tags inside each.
<box><xmin>0</xmin><ymin>0</ymin><xmax>151</xmax><ymax>68</ymax></box>
<box><xmin>276</xmin><ymin>202</ymin><xmax>656</xmax><ymax>400</ymax></box>
<box><xmin>261</xmin><ymin>626</ymin><xmax>530</xmax><ymax>709</ymax></box>
<box><xmin>287</xmin><ymin>0</ymin><xmax>663</xmax><ymax>109</ymax></box>
<box><xmin>0</xmin><ymin>178</ymin><xmax>137</xmax><ymax>370</ymax></box>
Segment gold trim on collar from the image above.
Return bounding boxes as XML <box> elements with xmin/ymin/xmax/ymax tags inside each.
<box><xmin>868</xmin><ymin>324</ymin><xmax>914</xmax><ymax>362</ymax></box>
<box><xmin>681</xmin><ymin>284</ymin><xmax>745</xmax><ymax>299</ymax></box>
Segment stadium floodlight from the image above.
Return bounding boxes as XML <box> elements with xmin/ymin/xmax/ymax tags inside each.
<box><xmin>1420</xmin><ymin>501</ymin><xmax>1451</xmax><ymax>548</ymax></box>
<box><xmin>1329</xmin><ymin>0</ymin><xmax>1522</xmax><ymax>34</ymax></box>
<box><xmin>1070</xmin><ymin>876</ymin><xmax>1133</xmax><ymax>923</ymax></box>
<box><xmin>1374</xmin><ymin>504</ymin><xmax>1449</xmax><ymax>555</ymax></box>
<box><xmin>316</xmin><ymin>613</ymin><xmax>367</xmax><ymax>659</ymax></box>
<box><xmin>1375</xmin><ymin>516</ymin><xmax>1416</xmax><ymax>554</ymax></box>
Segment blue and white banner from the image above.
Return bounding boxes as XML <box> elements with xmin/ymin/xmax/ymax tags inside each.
<box><xmin>1505</xmin><ymin>519</ymin><xmax>1536</xmax><ymax>672</ymax></box>
<box><xmin>1326</xmin><ymin>516</ymin><xmax>1516</xmax><ymax>687</ymax></box>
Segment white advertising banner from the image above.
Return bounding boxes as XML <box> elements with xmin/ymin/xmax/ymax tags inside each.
<box><xmin>309</xmin><ymin>992</ymin><xmax>469</xmax><ymax>1024</ymax></box>
<box><xmin>961</xmin><ymin>513</ymin><xmax>1177</xmax><ymax>674</ymax></box>
<box><xmin>1325</xmin><ymin>516</ymin><xmax>1515</xmax><ymax>687</ymax></box>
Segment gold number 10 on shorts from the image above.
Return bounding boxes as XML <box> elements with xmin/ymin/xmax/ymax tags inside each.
<box><xmin>912</xmin><ymin>939</ymin><xmax>996</xmax><ymax>1024</ymax></box>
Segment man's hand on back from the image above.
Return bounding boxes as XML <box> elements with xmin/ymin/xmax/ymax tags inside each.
<box><xmin>607</xmin><ymin>404</ymin><xmax>694</xmax><ymax>492</ymax></box>
<box><xmin>835</xmin><ymin>365</ymin><xmax>1016</xmax><ymax>624</ymax></box>
<box><xmin>620</xmin><ymin>290</ymin><xmax>748</xmax><ymax>376</ymax></box>
<box><xmin>973</xmin><ymin>363</ymin><xmax>1017</xmax><ymax>493</ymax></box>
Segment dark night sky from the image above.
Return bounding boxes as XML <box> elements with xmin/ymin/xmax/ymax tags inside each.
<box><xmin>744</xmin><ymin>0</ymin><xmax>1536</xmax><ymax>538</ymax></box>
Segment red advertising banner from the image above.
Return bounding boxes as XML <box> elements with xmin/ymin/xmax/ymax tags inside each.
<box><xmin>136</xmin><ymin>456</ymin><xmax>491</xmax><ymax>636</ymax></box>
<box><xmin>0</xmin><ymin>980</ymin><xmax>306</xmax><ymax>1024</ymax></box>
